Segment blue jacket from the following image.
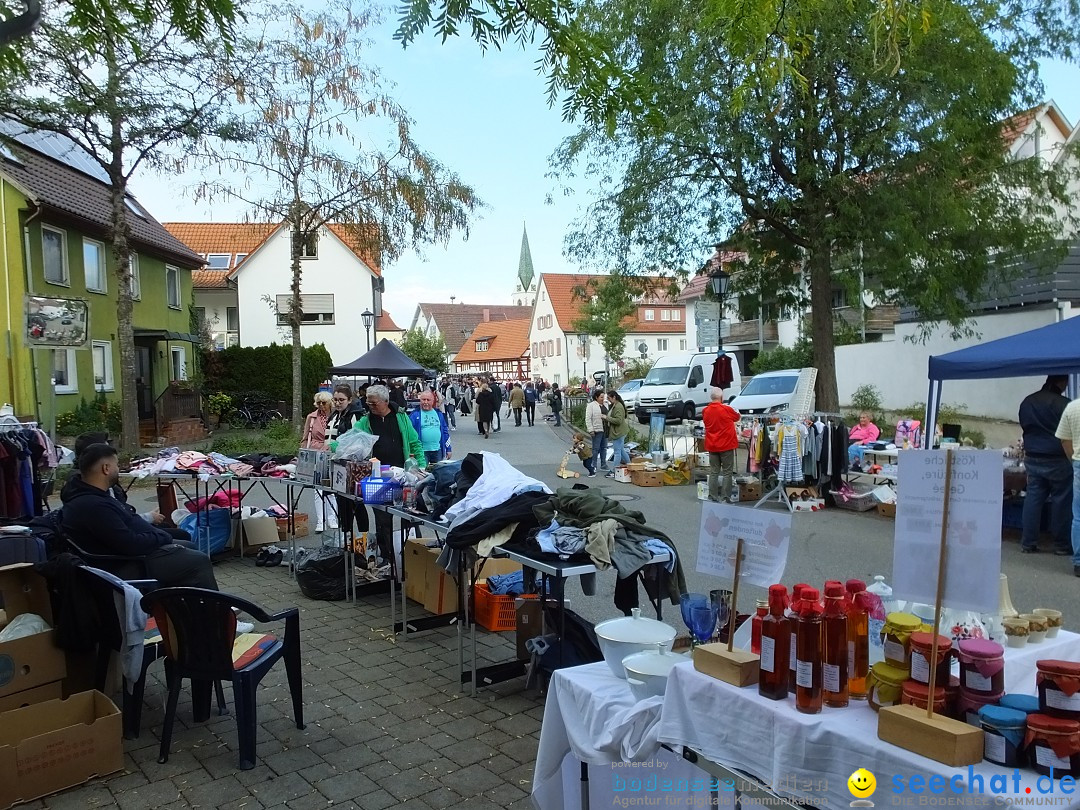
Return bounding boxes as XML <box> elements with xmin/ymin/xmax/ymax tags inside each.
<box><xmin>408</xmin><ymin>408</ymin><xmax>451</xmax><ymax>457</ymax></box>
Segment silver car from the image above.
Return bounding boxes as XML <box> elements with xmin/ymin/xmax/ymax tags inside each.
<box><xmin>616</xmin><ymin>378</ymin><xmax>644</xmax><ymax>411</ymax></box>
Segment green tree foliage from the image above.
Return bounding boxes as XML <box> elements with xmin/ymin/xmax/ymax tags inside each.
<box><xmin>620</xmin><ymin>357</ymin><xmax>654</xmax><ymax>381</ymax></box>
<box><xmin>552</xmin><ymin>0</ymin><xmax>1079</xmax><ymax>411</ymax></box>
<box><xmin>398</xmin><ymin>329</ymin><xmax>450</xmax><ymax>372</ymax></box>
<box><xmin>570</xmin><ymin>273</ymin><xmax>641</xmax><ymax>362</ymax></box>
<box><xmin>749</xmin><ymin>341</ymin><xmax>814</xmax><ymax>376</ymax></box>
<box><xmin>201</xmin><ymin>0</ymin><xmax>479</xmax><ymax>427</ymax></box>
<box><xmin>0</xmin><ymin>7</ymin><xmax>244</xmax><ymax>450</ymax></box>
<box><xmin>201</xmin><ymin>344</ymin><xmax>333</xmax><ymax>410</ymax></box>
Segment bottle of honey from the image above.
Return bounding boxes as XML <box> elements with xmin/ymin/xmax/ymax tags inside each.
<box><xmin>758</xmin><ymin>584</ymin><xmax>790</xmax><ymax>700</ymax></box>
<box><xmin>787</xmin><ymin>583</ymin><xmax>808</xmax><ymax>692</ymax></box>
<box><xmin>796</xmin><ymin>586</ymin><xmax>823</xmax><ymax>714</ymax></box>
<box><xmin>751</xmin><ymin>599</ymin><xmax>768</xmax><ymax>655</ymax></box>
<box><xmin>823</xmin><ymin>582</ymin><xmax>849</xmax><ymax>707</ymax></box>
<box><xmin>848</xmin><ymin>591</ymin><xmax>872</xmax><ymax>700</ymax></box>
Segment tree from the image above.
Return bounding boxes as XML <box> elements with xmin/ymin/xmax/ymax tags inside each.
<box><xmin>570</xmin><ymin>274</ymin><xmax>641</xmax><ymax>364</ymax></box>
<box><xmin>202</xmin><ymin>1</ymin><xmax>478</xmax><ymax>427</ymax></box>
<box><xmin>551</xmin><ymin>0</ymin><xmax>1079</xmax><ymax>411</ymax></box>
<box><xmin>398</xmin><ymin>328</ymin><xmax>449</xmax><ymax>373</ymax></box>
<box><xmin>0</xmin><ymin>9</ymin><xmax>243</xmax><ymax>450</ymax></box>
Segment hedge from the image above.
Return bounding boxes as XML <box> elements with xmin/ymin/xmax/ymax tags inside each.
<box><xmin>200</xmin><ymin>343</ymin><xmax>334</xmax><ymax>410</ymax></box>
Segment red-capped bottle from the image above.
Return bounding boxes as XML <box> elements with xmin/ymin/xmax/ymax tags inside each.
<box><xmin>845</xmin><ymin>579</ymin><xmax>867</xmax><ymax>609</ymax></box>
<box><xmin>848</xmin><ymin>591</ymin><xmax>872</xmax><ymax>700</ymax></box>
<box><xmin>787</xmin><ymin>583</ymin><xmax>809</xmax><ymax>692</ymax></box>
<box><xmin>823</xmin><ymin>583</ymin><xmax>849</xmax><ymax>707</ymax></box>
<box><xmin>758</xmin><ymin>585</ymin><xmax>790</xmax><ymax>700</ymax></box>
<box><xmin>796</xmin><ymin>587</ymin><xmax>824</xmax><ymax>714</ymax></box>
<box><xmin>751</xmin><ymin>598</ymin><xmax>768</xmax><ymax>656</ymax></box>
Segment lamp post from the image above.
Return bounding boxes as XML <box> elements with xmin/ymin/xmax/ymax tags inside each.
<box><xmin>577</xmin><ymin>333</ymin><xmax>588</xmax><ymax>388</ymax></box>
<box><xmin>361</xmin><ymin>309</ymin><xmax>374</xmax><ymax>352</ymax></box>
<box><xmin>709</xmin><ymin>268</ymin><xmax>730</xmax><ymax>354</ymax></box>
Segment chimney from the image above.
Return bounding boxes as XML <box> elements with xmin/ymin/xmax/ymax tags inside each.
<box><xmin>483</xmin><ymin>308</ymin><xmax>490</xmax><ymax>322</ymax></box>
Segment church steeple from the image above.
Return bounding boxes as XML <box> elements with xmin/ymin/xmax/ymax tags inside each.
<box><xmin>517</xmin><ymin>224</ymin><xmax>534</xmax><ymax>292</ymax></box>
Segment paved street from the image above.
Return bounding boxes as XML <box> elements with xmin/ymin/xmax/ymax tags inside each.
<box><xmin>38</xmin><ymin>407</ymin><xmax>1077</xmax><ymax>809</ymax></box>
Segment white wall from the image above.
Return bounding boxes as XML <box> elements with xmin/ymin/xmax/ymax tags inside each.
<box><xmin>834</xmin><ymin>304</ymin><xmax>1077</xmax><ymax>420</ymax></box>
<box><xmin>234</xmin><ymin>225</ymin><xmax>377</xmax><ymax>365</ymax></box>
<box><xmin>194</xmin><ymin>289</ymin><xmax>238</xmax><ymax>348</ymax></box>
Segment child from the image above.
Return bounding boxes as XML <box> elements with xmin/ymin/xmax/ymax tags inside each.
<box><xmin>557</xmin><ymin>433</ymin><xmax>592</xmax><ymax>479</ymax></box>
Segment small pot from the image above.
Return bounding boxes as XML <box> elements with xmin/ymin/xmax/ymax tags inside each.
<box><xmin>622</xmin><ymin>642</ymin><xmax>689</xmax><ymax>699</ymax></box>
<box><xmin>1034</xmin><ymin>609</ymin><xmax>1063</xmax><ymax>639</ymax></box>
<box><xmin>594</xmin><ymin>608</ymin><xmax>677</xmax><ymax>679</ymax></box>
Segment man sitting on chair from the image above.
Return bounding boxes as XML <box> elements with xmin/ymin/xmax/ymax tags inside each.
<box><xmin>61</xmin><ymin>443</ymin><xmax>218</xmax><ymax>589</ymax></box>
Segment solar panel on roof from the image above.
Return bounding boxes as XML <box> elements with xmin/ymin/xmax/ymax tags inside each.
<box><xmin>0</xmin><ymin>117</ymin><xmax>110</xmax><ymax>183</ymax></box>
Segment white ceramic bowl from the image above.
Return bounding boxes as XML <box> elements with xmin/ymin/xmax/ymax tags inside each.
<box><xmin>626</xmin><ymin>677</ymin><xmax>652</xmax><ymax>702</ymax></box>
<box><xmin>622</xmin><ymin>643</ymin><xmax>689</xmax><ymax>698</ymax></box>
<box><xmin>594</xmin><ymin>608</ymin><xmax>677</xmax><ymax>678</ymax></box>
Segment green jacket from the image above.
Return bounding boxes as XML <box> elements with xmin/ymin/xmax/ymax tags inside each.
<box><xmin>354</xmin><ymin>411</ymin><xmax>427</xmax><ymax>469</ymax></box>
<box><xmin>605</xmin><ymin>402</ymin><xmax>629</xmax><ymax>440</ymax></box>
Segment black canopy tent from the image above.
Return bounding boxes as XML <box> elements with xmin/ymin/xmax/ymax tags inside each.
<box><xmin>923</xmin><ymin>315</ymin><xmax>1080</xmax><ymax>446</ymax></box>
<box><xmin>329</xmin><ymin>338</ymin><xmax>426</xmax><ymax>378</ymax></box>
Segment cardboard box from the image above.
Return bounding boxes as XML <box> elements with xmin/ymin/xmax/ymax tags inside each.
<box><xmin>330</xmin><ymin>459</ymin><xmax>372</xmax><ymax>495</ymax></box>
<box><xmin>0</xmin><ymin>682</ymin><xmax>62</xmax><ymax>714</ymax></box>
<box><xmin>614</xmin><ymin>467</ymin><xmax>632</xmax><ymax>483</ymax></box>
<box><xmin>241</xmin><ymin>516</ymin><xmax>279</xmax><ymax>547</ymax></box>
<box><xmin>626</xmin><ymin>461</ymin><xmax>649</xmax><ymax>472</ymax></box>
<box><xmin>739</xmin><ymin>481</ymin><xmax>762</xmax><ymax>502</ymax></box>
<box><xmin>877</xmin><ymin>502</ymin><xmax>897</xmax><ymax>518</ymax></box>
<box><xmin>404</xmin><ymin>539</ymin><xmax>436</xmax><ymax>606</ymax></box>
<box><xmin>0</xmin><ymin>565</ymin><xmax>67</xmax><ymax>700</ymax></box>
<box><xmin>275</xmin><ymin>513</ymin><xmax>310</xmax><ymax>541</ymax></box>
<box><xmin>516</xmin><ymin>598</ymin><xmax>545</xmax><ymax>660</ymax></box>
<box><xmin>428</xmin><ymin>556</ymin><xmax>521</xmax><ymax>616</ymax></box>
<box><xmin>631</xmin><ymin>469</ymin><xmax>664</xmax><ymax>487</ymax></box>
<box><xmin>697</xmin><ymin>481</ymin><xmax>709</xmax><ymax>501</ymax></box>
<box><xmin>0</xmin><ymin>690</ymin><xmax>123</xmax><ymax>810</ymax></box>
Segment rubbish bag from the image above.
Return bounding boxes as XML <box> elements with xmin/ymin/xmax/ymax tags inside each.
<box><xmin>0</xmin><ymin>612</ymin><xmax>50</xmax><ymax>642</ymax></box>
<box><xmin>178</xmin><ymin>508</ymin><xmax>233</xmax><ymax>555</ymax></box>
<box><xmin>333</xmin><ymin>429</ymin><xmax>378</xmax><ymax>461</ymax></box>
<box><xmin>295</xmin><ymin>548</ymin><xmax>347</xmax><ymax>601</ymax></box>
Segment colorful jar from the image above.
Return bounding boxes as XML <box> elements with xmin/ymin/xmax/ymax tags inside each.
<box><xmin>957</xmin><ymin>639</ymin><xmax>1005</xmax><ymax>697</ymax></box>
<box><xmin>909</xmin><ymin>632</ymin><xmax>953</xmax><ymax>686</ymax></box>
<box><xmin>999</xmin><ymin>694</ymin><xmax>1041</xmax><ymax>716</ymax></box>
<box><xmin>958</xmin><ymin>687</ymin><xmax>1003</xmax><ymax>727</ymax></box>
<box><xmin>1037</xmin><ymin>660</ymin><xmax>1080</xmax><ymax>720</ymax></box>
<box><xmin>867</xmin><ymin>662</ymin><xmax>909</xmax><ymax>712</ymax></box>
<box><xmin>1024</xmin><ymin>714</ymin><xmax>1080</xmax><ymax>777</ymax></box>
<box><xmin>979</xmin><ymin>705</ymin><xmax>1028</xmax><ymax>767</ymax></box>
<box><xmin>881</xmin><ymin>612</ymin><xmax>922</xmax><ymax>669</ymax></box>
<box><xmin>901</xmin><ymin>679</ymin><xmax>948</xmax><ymax>714</ymax></box>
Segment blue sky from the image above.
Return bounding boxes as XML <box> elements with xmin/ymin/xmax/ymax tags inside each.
<box><xmin>129</xmin><ymin>20</ymin><xmax>1080</xmax><ymax>330</ymax></box>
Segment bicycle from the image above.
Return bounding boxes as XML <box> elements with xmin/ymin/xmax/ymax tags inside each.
<box><xmin>227</xmin><ymin>397</ymin><xmax>283</xmax><ymax>429</ymax></box>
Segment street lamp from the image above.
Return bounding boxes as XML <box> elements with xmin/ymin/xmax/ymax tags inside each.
<box><xmin>577</xmin><ymin>333</ymin><xmax>588</xmax><ymax>387</ymax></box>
<box><xmin>361</xmin><ymin>309</ymin><xmax>374</xmax><ymax>352</ymax></box>
<box><xmin>710</xmin><ymin>268</ymin><xmax>730</xmax><ymax>354</ymax></box>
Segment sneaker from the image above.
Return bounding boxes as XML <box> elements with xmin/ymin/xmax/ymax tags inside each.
<box><xmin>588</xmin><ymin>472</ymin><xmax>596</xmax><ymax>478</ymax></box>
<box><xmin>236</xmin><ymin>621</ymin><xmax>255</xmax><ymax>634</ymax></box>
<box><xmin>1054</xmin><ymin>548</ymin><xmax>1072</xmax><ymax>556</ymax></box>
<box><xmin>604</xmin><ymin>471</ymin><xmax>615</xmax><ymax>478</ymax></box>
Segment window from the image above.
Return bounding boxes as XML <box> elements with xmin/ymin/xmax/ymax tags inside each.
<box><xmin>672</xmin><ymin>310</ymin><xmax>681</xmax><ymax>322</ymax></box>
<box><xmin>831</xmin><ymin>288</ymin><xmax>848</xmax><ymax>309</ymax></box>
<box><xmin>128</xmin><ymin>252</ymin><xmax>141</xmax><ymax>299</ymax></box>
<box><xmin>83</xmin><ymin>238</ymin><xmax>106</xmax><ymax>293</ymax></box>
<box><xmin>275</xmin><ymin>294</ymin><xmax>334</xmax><ymax>325</ymax></box>
<box><xmin>124</xmin><ymin>197</ymin><xmax>147</xmax><ymax>219</ymax></box>
<box><xmin>679</xmin><ymin>339</ymin><xmax>688</xmax><ymax>351</ymax></box>
<box><xmin>42</xmin><ymin>226</ymin><xmax>68</xmax><ymax>285</ymax></box>
<box><xmin>547</xmin><ymin>340</ymin><xmax>554</xmax><ymax>355</ymax></box>
<box><xmin>226</xmin><ymin>306</ymin><xmax>239</xmax><ymax>332</ymax></box>
<box><xmin>193</xmin><ymin>306</ymin><xmax>206</xmax><ymax>327</ymax></box>
<box><xmin>206</xmin><ymin>254</ymin><xmax>231</xmax><ymax>269</ymax></box>
<box><xmin>547</xmin><ymin>315</ymin><xmax>554</xmax><ymax>328</ymax></box>
<box><xmin>688</xmin><ymin>365</ymin><xmax>704</xmax><ymax>386</ymax></box>
<box><xmin>657</xmin><ymin>338</ymin><xmax>669</xmax><ymax>351</ymax></box>
<box><xmin>52</xmin><ymin>349</ymin><xmax>76</xmax><ymax>393</ymax></box>
<box><xmin>536</xmin><ymin>317</ymin><xmax>542</xmax><ymax>329</ymax></box>
<box><xmin>556</xmin><ymin>338</ymin><xmax>561</xmax><ymax>356</ymax></box>
<box><xmin>234</xmin><ymin>253</ymin><xmax>248</xmax><ymax>267</ymax></box>
<box><xmin>644</xmin><ymin>309</ymin><xmax>655</xmax><ymax>321</ymax></box>
<box><xmin>661</xmin><ymin>310</ymin><xmax>671</xmax><ymax>321</ymax></box>
<box><xmin>166</xmin><ymin>264</ymin><xmax>181</xmax><ymax>309</ymax></box>
<box><xmin>170</xmin><ymin>347</ymin><xmax>186</xmax><ymax>381</ymax></box>
<box><xmin>533</xmin><ymin>342</ymin><xmax>538</xmax><ymax>356</ymax></box>
<box><xmin>294</xmin><ymin>230</ymin><xmax>318</xmax><ymax>258</ymax></box>
<box><xmin>91</xmin><ymin>340</ymin><xmax>114</xmax><ymax>391</ymax></box>
<box><xmin>476</xmin><ymin>340</ymin><xmax>489</xmax><ymax>352</ymax></box>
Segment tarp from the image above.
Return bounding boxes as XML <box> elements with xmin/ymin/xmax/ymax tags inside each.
<box><xmin>329</xmin><ymin>338</ymin><xmax>426</xmax><ymax>377</ymax></box>
<box><xmin>923</xmin><ymin>315</ymin><xmax>1080</xmax><ymax>446</ymax></box>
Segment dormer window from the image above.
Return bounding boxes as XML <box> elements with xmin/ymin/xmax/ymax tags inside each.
<box><xmin>476</xmin><ymin>340</ymin><xmax>489</xmax><ymax>352</ymax></box>
<box><xmin>206</xmin><ymin>254</ymin><xmax>231</xmax><ymax>269</ymax></box>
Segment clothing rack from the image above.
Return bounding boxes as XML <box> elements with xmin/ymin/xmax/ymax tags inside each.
<box><xmin>0</xmin><ymin>416</ymin><xmax>35</xmax><ymax>431</ymax></box>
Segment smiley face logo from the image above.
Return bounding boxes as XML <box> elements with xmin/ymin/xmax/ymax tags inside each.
<box><xmin>848</xmin><ymin>768</ymin><xmax>876</xmax><ymax>799</ymax></box>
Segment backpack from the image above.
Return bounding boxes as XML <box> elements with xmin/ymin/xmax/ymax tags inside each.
<box><xmin>893</xmin><ymin>419</ymin><xmax>921</xmax><ymax>448</ymax></box>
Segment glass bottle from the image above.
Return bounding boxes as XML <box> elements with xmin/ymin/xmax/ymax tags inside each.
<box><xmin>787</xmin><ymin>583</ymin><xmax>808</xmax><ymax>692</ymax></box>
<box><xmin>759</xmin><ymin>585</ymin><xmax>790</xmax><ymax>701</ymax></box>
<box><xmin>845</xmin><ymin>578</ymin><xmax>867</xmax><ymax>610</ymax></box>
<box><xmin>848</xmin><ymin>591</ymin><xmax>872</xmax><ymax>700</ymax></box>
<box><xmin>823</xmin><ymin>583</ymin><xmax>849</xmax><ymax>707</ymax></box>
<box><xmin>866</xmin><ymin>574</ymin><xmax>893</xmax><ymax>664</ymax></box>
<box><xmin>796</xmin><ymin>587</ymin><xmax>823</xmax><ymax>714</ymax></box>
<box><xmin>751</xmin><ymin>598</ymin><xmax>768</xmax><ymax>655</ymax></box>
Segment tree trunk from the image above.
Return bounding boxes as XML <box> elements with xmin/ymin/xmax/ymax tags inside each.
<box><xmin>290</xmin><ymin>215</ymin><xmax>304</xmax><ymax>430</ymax></box>
<box><xmin>807</xmin><ymin>244</ymin><xmax>840</xmax><ymax>413</ymax></box>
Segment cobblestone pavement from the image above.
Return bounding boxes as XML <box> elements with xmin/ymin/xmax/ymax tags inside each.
<box><xmin>39</xmin><ymin>556</ymin><xmax>544</xmax><ymax>810</ymax></box>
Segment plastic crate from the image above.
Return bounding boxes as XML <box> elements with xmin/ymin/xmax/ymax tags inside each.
<box><xmin>829</xmin><ymin>482</ymin><xmax>878</xmax><ymax>512</ymax></box>
<box><xmin>472</xmin><ymin>581</ymin><xmax>540</xmax><ymax>632</ymax></box>
<box><xmin>360</xmin><ymin>476</ymin><xmax>401</xmax><ymax>504</ymax></box>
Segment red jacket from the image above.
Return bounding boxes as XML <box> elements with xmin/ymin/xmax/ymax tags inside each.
<box><xmin>702</xmin><ymin>401</ymin><xmax>741</xmax><ymax>452</ymax></box>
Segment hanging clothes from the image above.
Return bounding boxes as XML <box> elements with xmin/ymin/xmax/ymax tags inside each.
<box><xmin>776</xmin><ymin>423</ymin><xmax>804</xmax><ymax>482</ymax></box>
<box><xmin>0</xmin><ymin>426</ymin><xmax>47</xmax><ymax>519</ymax></box>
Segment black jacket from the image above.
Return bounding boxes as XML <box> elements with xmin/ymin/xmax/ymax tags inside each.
<box><xmin>60</xmin><ymin>476</ymin><xmax>172</xmax><ymax>556</ymax></box>
<box><xmin>1019</xmin><ymin>387</ymin><xmax>1069</xmax><ymax>458</ymax></box>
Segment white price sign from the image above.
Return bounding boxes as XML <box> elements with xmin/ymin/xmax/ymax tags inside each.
<box><xmin>696</xmin><ymin>502</ymin><xmax>792</xmax><ymax>586</ymax></box>
<box><xmin>892</xmin><ymin>450</ymin><xmax>1003</xmax><ymax>613</ymax></box>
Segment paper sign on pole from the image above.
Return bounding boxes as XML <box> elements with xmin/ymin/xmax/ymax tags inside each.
<box><xmin>892</xmin><ymin>449</ymin><xmax>1003</xmax><ymax>613</ymax></box>
<box><xmin>697</xmin><ymin>502</ymin><xmax>792</xmax><ymax>586</ymax></box>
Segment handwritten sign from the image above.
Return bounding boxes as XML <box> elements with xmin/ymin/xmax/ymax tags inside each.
<box><xmin>892</xmin><ymin>449</ymin><xmax>1003</xmax><ymax>613</ymax></box>
<box><xmin>697</xmin><ymin>502</ymin><xmax>792</xmax><ymax>586</ymax></box>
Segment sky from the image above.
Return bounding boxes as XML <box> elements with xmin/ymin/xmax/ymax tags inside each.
<box><xmin>128</xmin><ymin>16</ymin><xmax>1080</xmax><ymax>332</ymax></box>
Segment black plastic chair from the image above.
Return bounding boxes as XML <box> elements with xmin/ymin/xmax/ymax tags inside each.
<box><xmin>64</xmin><ymin>534</ymin><xmax>151</xmax><ymax>579</ymax></box>
<box><xmin>141</xmin><ymin>587</ymin><xmax>303</xmax><ymax>770</ymax></box>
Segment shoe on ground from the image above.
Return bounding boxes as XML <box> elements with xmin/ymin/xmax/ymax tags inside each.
<box><xmin>588</xmin><ymin>472</ymin><xmax>596</xmax><ymax>478</ymax></box>
<box><xmin>1021</xmin><ymin>546</ymin><xmax>1040</xmax><ymax>554</ymax></box>
<box><xmin>1054</xmin><ymin>548</ymin><xmax>1072</xmax><ymax>556</ymax></box>
<box><xmin>255</xmin><ymin>548</ymin><xmax>270</xmax><ymax>567</ymax></box>
<box><xmin>236</xmin><ymin>620</ymin><xmax>255</xmax><ymax>634</ymax></box>
<box><xmin>604</xmin><ymin>471</ymin><xmax>615</xmax><ymax>478</ymax></box>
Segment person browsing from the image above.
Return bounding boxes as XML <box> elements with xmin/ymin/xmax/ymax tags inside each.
<box><xmin>702</xmin><ymin>387</ymin><xmax>741</xmax><ymax>502</ymax></box>
<box><xmin>1019</xmin><ymin>375</ymin><xmax>1071</xmax><ymax>555</ymax></box>
<box><xmin>409</xmin><ymin>390</ymin><xmax>451</xmax><ymax>464</ymax></box>
<box><xmin>1054</xmin><ymin>393</ymin><xmax>1080</xmax><ymax>576</ymax></box>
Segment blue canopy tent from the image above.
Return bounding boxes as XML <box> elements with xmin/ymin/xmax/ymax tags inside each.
<box><xmin>924</xmin><ymin>316</ymin><xmax>1080</xmax><ymax>446</ymax></box>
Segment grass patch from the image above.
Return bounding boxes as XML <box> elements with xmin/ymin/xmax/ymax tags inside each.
<box><xmin>210</xmin><ymin>419</ymin><xmax>302</xmax><ymax>459</ymax></box>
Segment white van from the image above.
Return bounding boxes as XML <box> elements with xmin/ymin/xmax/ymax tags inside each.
<box><xmin>634</xmin><ymin>352</ymin><xmax>742</xmax><ymax>424</ymax></box>
<box><xmin>727</xmin><ymin>368</ymin><xmax>806</xmax><ymax>415</ymax></box>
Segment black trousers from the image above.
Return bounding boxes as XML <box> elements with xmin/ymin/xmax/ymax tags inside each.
<box><xmin>145</xmin><ymin>544</ymin><xmax>218</xmax><ymax>590</ymax></box>
<box><xmin>372</xmin><ymin>507</ymin><xmax>395</xmax><ymax>563</ymax></box>
<box><xmin>524</xmin><ymin>402</ymin><xmax>536</xmax><ymax>425</ymax></box>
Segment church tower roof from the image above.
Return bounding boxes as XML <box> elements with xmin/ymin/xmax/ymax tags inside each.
<box><xmin>517</xmin><ymin>223</ymin><xmax>535</xmax><ymax>291</ymax></box>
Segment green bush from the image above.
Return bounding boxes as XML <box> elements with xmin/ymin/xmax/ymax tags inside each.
<box><xmin>210</xmin><ymin>421</ymin><xmax>302</xmax><ymax>459</ymax></box>
<box><xmin>895</xmin><ymin>401</ymin><xmax>968</xmax><ymax>425</ymax></box>
<box><xmin>749</xmin><ymin>340</ymin><xmax>813</xmax><ymax>375</ymax></box>
<box><xmin>964</xmin><ymin>429</ymin><xmax>986</xmax><ymax>449</ymax></box>
<box><xmin>200</xmin><ymin>343</ymin><xmax>334</xmax><ymax>412</ymax></box>
<box><xmin>847</xmin><ymin>384</ymin><xmax>885</xmax><ymax>424</ymax></box>
<box><xmin>56</xmin><ymin>393</ymin><xmax>122</xmax><ymax>437</ymax></box>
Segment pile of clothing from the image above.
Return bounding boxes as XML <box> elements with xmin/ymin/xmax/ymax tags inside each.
<box><xmin>127</xmin><ymin>449</ymin><xmax>295</xmax><ymax>479</ymax></box>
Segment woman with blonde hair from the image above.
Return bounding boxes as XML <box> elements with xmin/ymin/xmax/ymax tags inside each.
<box><xmin>302</xmin><ymin>391</ymin><xmax>338</xmax><ymax>532</ymax></box>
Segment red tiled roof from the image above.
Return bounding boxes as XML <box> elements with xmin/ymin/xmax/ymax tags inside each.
<box><xmin>453</xmin><ymin>318</ymin><xmax>531</xmax><ymax>364</ymax></box>
<box><xmin>193</xmin><ymin>270</ymin><xmax>230</xmax><ymax>289</ymax></box>
<box><xmin>418</xmin><ymin>303</ymin><xmax>534</xmax><ymax>353</ymax></box>
<box><xmin>540</xmin><ymin>273</ymin><xmax>684</xmax><ymax>332</ymax></box>
<box><xmin>376</xmin><ymin>310</ymin><xmax>400</xmax><ymax>331</ymax></box>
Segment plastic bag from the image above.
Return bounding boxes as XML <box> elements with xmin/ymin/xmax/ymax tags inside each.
<box><xmin>178</xmin><ymin>508</ymin><xmax>233</xmax><ymax>555</ymax></box>
<box><xmin>0</xmin><ymin>612</ymin><xmax>50</xmax><ymax>642</ymax></box>
<box><xmin>333</xmin><ymin>429</ymin><xmax>378</xmax><ymax>461</ymax></box>
<box><xmin>295</xmin><ymin>548</ymin><xmax>347</xmax><ymax>601</ymax></box>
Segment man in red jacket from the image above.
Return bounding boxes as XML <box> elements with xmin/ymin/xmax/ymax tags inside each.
<box><xmin>702</xmin><ymin>387</ymin><xmax>741</xmax><ymax>503</ymax></box>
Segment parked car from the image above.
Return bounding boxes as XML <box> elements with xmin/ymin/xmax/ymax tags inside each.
<box><xmin>616</xmin><ymin>378</ymin><xmax>644</xmax><ymax>411</ymax></box>
<box><xmin>635</xmin><ymin>352</ymin><xmax>743</xmax><ymax>423</ymax></box>
<box><xmin>727</xmin><ymin>368</ymin><xmax>808</xmax><ymax>415</ymax></box>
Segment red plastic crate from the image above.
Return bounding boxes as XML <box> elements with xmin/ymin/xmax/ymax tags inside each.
<box><xmin>472</xmin><ymin>581</ymin><xmax>535</xmax><ymax>632</ymax></box>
